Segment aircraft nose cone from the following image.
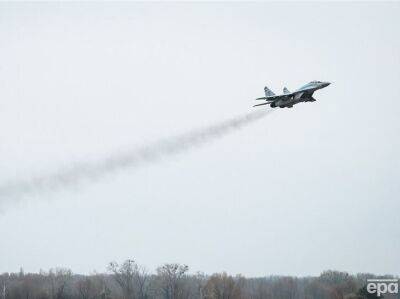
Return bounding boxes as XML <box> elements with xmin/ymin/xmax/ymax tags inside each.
<box><xmin>322</xmin><ymin>82</ymin><xmax>331</xmax><ymax>88</ymax></box>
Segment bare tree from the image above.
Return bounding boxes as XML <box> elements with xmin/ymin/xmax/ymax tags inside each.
<box><xmin>156</xmin><ymin>264</ymin><xmax>189</xmax><ymax>299</ymax></box>
<box><xmin>271</xmin><ymin>277</ymin><xmax>299</xmax><ymax>299</ymax></box>
<box><xmin>0</xmin><ymin>273</ymin><xmax>9</xmax><ymax>299</ymax></box>
<box><xmin>135</xmin><ymin>267</ymin><xmax>149</xmax><ymax>299</ymax></box>
<box><xmin>47</xmin><ymin>268</ymin><xmax>72</xmax><ymax>299</ymax></box>
<box><xmin>77</xmin><ymin>277</ymin><xmax>100</xmax><ymax>299</ymax></box>
<box><xmin>108</xmin><ymin>259</ymin><xmax>149</xmax><ymax>299</ymax></box>
<box><xmin>203</xmin><ymin>272</ymin><xmax>244</xmax><ymax>299</ymax></box>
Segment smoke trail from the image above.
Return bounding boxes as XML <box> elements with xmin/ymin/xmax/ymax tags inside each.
<box><xmin>0</xmin><ymin>109</ymin><xmax>273</xmax><ymax>202</ymax></box>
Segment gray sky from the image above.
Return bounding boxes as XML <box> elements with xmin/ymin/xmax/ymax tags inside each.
<box><xmin>0</xmin><ymin>2</ymin><xmax>399</xmax><ymax>277</ymax></box>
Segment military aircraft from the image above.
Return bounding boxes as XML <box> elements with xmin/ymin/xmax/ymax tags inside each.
<box><xmin>254</xmin><ymin>81</ymin><xmax>330</xmax><ymax>108</ymax></box>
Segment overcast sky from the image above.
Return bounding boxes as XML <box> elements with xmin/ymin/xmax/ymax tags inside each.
<box><xmin>0</xmin><ymin>2</ymin><xmax>399</xmax><ymax>277</ymax></box>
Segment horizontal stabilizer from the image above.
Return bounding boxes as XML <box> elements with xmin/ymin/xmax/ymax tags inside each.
<box><xmin>264</xmin><ymin>86</ymin><xmax>275</xmax><ymax>97</ymax></box>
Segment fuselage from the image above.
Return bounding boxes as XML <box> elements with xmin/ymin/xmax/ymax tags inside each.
<box><xmin>270</xmin><ymin>81</ymin><xmax>330</xmax><ymax>108</ymax></box>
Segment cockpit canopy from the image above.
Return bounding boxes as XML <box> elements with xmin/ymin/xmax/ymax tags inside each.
<box><xmin>310</xmin><ymin>80</ymin><xmax>322</xmax><ymax>84</ymax></box>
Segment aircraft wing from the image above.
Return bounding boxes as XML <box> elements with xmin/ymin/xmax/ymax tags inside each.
<box><xmin>253</xmin><ymin>94</ymin><xmax>290</xmax><ymax>107</ymax></box>
<box><xmin>253</xmin><ymin>102</ymin><xmax>270</xmax><ymax>107</ymax></box>
<box><xmin>255</xmin><ymin>97</ymin><xmax>274</xmax><ymax>101</ymax></box>
<box><xmin>255</xmin><ymin>94</ymin><xmax>291</xmax><ymax>102</ymax></box>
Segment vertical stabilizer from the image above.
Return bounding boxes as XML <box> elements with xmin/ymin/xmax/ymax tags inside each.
<box><xmin>264</xmin><ymin>86</ymin><xmax>275</xmax><ymax>97</ymax></box>
<box><xmin>283</xmin><ymin>87</ymin><xmax>290</xmax><ymax>94</ymax></box>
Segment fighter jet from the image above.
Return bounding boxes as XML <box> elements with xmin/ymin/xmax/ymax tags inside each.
<box><xmin>254</xmin><ymin>81</ymin><xmax>330</xmax><ymax>108</ymax></box>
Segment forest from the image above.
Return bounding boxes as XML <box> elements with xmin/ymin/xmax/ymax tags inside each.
<box><xmin>0</xmin><ymin>259</ymin><xmax>395</xmax><ymax>299</ymax></box>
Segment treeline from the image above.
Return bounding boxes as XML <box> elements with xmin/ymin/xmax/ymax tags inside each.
<box><xmin>0</xmin><ymin>259</ymin><xmax>395</xmax><ymax>299</ymax></box>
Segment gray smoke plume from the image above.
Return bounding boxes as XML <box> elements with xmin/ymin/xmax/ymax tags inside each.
<box><xmin>0</xmin><ymin>109</ymin><xmax>272</xmax><ymax>203</ymax></box>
